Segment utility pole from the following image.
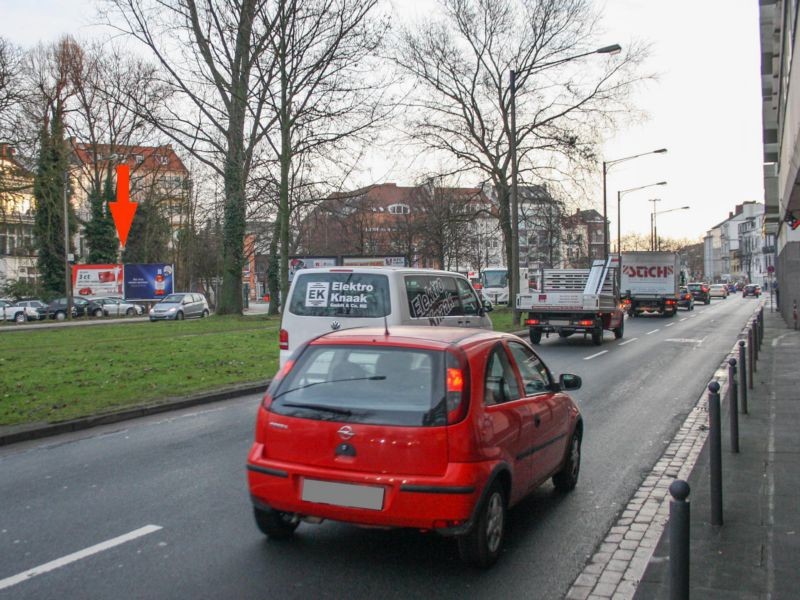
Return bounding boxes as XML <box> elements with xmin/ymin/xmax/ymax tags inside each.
<box><xmin>63</xmin><ymin>171</ymin><xmax>73</xmax><ymax>320</ymax></box>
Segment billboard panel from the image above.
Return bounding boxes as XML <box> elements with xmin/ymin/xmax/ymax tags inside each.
<box><xmin>72</xmin><ymin>264</ymin><xmax>123</xmax><ymax>299</ymax></box>
<box><xmin>124</xmin><ymin>264</ymin><xmax>175</xmax><ymax>300</ymax></box>
<box><xmin>288</xmin><ymin>256</ymin><xmax>338</xmax><ymax>282</ymax></box>
<box><xmin>341</xmin><ymin>256</ymin><xmax>407</xmax><ymax>267</ymax></box>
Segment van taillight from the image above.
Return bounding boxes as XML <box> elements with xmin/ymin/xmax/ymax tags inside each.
<box><xmin>279</xmin><ymin>328</ymin><xmax>288</xmax><ymax>350</ymax></box>
<box><xmin>445</xmin><ymin>354</ymin><xmax>469</xmax><ymax>424</ymax></box>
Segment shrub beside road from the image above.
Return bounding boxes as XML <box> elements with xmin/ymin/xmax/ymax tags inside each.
<box><xmin>0</xmin><ymin>308</ymin><xmax>518</xmax><ymax>429</ymax></box>
<box><xmin>0</xmin><ymin>315</ymin><xmax>279</xmax><ymax>427</ymax></box>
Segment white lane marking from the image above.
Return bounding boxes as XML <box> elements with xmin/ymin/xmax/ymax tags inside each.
<box><xmin>618</xmin><ymin>337</ymin><xmax>638</xmax><ymax>346</ymax></box>
<box><xmin>679</xmin><ymin>318</ymin><xmax>687</xmax><ymax>322</ymax></box>
<box><xmin>665</xmin><ymin>323</ymin><xmax>675</xmax><ymax>327</ymax></box>
<box><xmin>646</xmin><ymin>329</ymin><xmax>659</xmax><ymax>335</ymax></box>
<box><xmin>0</xmin><ymin>525</ymin><xmax>162</xmax><ymax>591</ymax></box>
<box><xmin>584</xmin><ymin>350</ymin><xmax>608</xmax><ymax>360</ymax></box>
<box><xmin>689</xmin><ymin>314</ymin><xmax>697</xmax><ymax>318</ymax></box>
<box><xmin>665</xmin><ymin>338</ymin><xmax>704</xmax><ymax>344</ymax></box>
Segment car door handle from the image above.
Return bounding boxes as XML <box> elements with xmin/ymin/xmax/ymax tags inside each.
<box><xmin>534</xmin><ymin>415</ymin><xmax>541</xmax><ymax>427</ymax></box>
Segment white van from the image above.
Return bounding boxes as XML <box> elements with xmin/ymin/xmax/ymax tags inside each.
<box><xmin>279</xmin><ymin>267</ymin><xmax>493</xmax><ymax>366</ymax></box>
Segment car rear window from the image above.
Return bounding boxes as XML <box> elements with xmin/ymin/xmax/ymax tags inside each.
<box><xmin>289</xmin><ymin>273</ymin><xmax>390</xmax><ymax>317</ymax></box>
<box><xmin>271</xmin><ymin>345</ymin><xmax>447</xmax><ymax>426</ymax></box>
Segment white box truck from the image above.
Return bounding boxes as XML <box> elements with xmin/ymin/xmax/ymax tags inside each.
<box><xmin>620</xmin><ymin>251</ymin><xmax>680</xmax><ymax>317</ymax></box>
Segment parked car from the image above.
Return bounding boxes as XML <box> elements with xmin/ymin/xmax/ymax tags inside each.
<box><xmin>677</xmin><ymin>287</ymin><xmax>694</xmax><ymax>311</ymax></box>
<box><xmin>743</xmin><ymin>284</ymin><xmax>761</xmax><ymax>298</ymax></box>
<box><xmin>247</xmin><ymin>326</ymin><xmax>583</xmax><ymax>567</ymax></box>
<box><xmin>149</xmin><ymin>292</ymin><xmax>209</xmax><ymax>321</ymax></box>
<box><xmin>0</xmin><ymin>299</ymin><xmax>38</xmax><ymax>323</ymax></box>
<box><xmin>687</xmin><ymin>282</ymin><xmax>711</xmax><ymax>305</ymax></box>
<box><xmin>46</xmin><ymin>296</ymin><xmax>104</xmax><ymax>320</ymax></box>
<box><xmin>14</xmin><ymin>299</ymin><xmax>49</xmax><ymax>320</ymax></box>
<box><xmin>709</xmin><ymin>284</ymin><xmax>728</xmax><ymax>299</ymax></box>
<box><xmin>94</xmin><ymin>297</ymin><xmax>144</xmax><ymax>317</ymax></box>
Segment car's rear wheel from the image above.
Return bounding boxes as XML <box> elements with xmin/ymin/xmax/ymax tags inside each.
<box><xmin>253</xmin><ymin>506</ymin><xmax>299</xmax><ymax>539</ymax></box>
<box><xmin>529</xmin><ymin>329</ymin><xmax>542</xmax><ymax>345</ymax></box>
<box><xmin>457</xmin><ymin>482</ymin><xmax>506</xmax><ymax>568</ymax></box>
<box><xmin>55</xmin><ymin>311</ymin><xmax>66</xmax><ymax>321</ymax></box>
<box><xmin>93</xmin><ymin>309</ymin><xmax>103</xmax><ymax>317</ymax></box>
<box><xmin>202</xmin><ymin>309</ymin><xmax>209</xmax><ymax>318</ymax></box>
<box><xmin>126</xmin><ymin>308</ymin><xmax>135</xmax><ymax>316</ymax></box>
<box><xmin>613</xmin><ymin>319</ymin><xmax>624</xmax><ymax>339</ymax></box>
<box><xmin>705</xmin><ymin>299</ymin><xmax>710</xmax><ymax>305</ymax></box>
<box><xmin>15</xmin><ymin>312</ymin><xmax>25</xmax><ymax>323</ymax></box>
<box><xmin>553</xmin><ymin>430</ymin><xmax>581</xmax><ymax>492</ymax></box>
<box><xmin>176</xmin><ymin>311</ymin><xmax>184</xmax><ymax>321</ymax></box>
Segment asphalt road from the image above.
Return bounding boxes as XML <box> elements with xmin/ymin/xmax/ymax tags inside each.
<box><xmin>0</xmin><ymin>295</ymin><xmax>762</xmax><ymax>599</ymax></box>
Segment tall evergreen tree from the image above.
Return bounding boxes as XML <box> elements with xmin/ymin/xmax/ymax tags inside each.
<box><xmin>33</xmin><ymin>112</ymin><xmax>76</xmax><ymax>295</ymax></box>
<box><xmin>85</xmin><ymin>172</ymin><xmax>120</xmax><ymax>263</ymax></box>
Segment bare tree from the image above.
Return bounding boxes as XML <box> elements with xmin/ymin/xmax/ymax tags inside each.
<box><xmin>105</xmin><ymin>0</ymin><xmax>278</xmax><ymax>314</ymax></box>
<box><xmin>393</xmin><ymin>0</ymin><xmax>648</xmax><ymax>307</ymax></box>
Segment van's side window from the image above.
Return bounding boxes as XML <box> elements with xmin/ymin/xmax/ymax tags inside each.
<box><xmin>405</xmin><ymin>275</ymin><xmax>462</xmax><ymax>318</ymax></box>
<box><xmin>455</xmin><ymin>278</ymin><xmax>481</xmax><ymax>315</ymax></box>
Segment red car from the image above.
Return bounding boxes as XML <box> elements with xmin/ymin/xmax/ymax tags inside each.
<box><xmin>247</xmin><ymin>327</ymin><xmax>583</xmax><ymax>567</ymax></box>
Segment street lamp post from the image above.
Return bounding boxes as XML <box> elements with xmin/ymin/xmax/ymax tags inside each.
<box><xmin>602</xmin><ymin>148</ymin><xmax>667</xmax><ymax>259</ymax></box>
<box><xmin>617</xmin><ymin>181</ymin><xmax>667</xmax><ymax>255</ymax></box>
<box><xmin>510</xmin><ymin>43</ymin><xmax>621</xmax><ymax>323</ymax></box>
<box><xmin>652</xmin><ymin>206</ymin><xmax>691</xmax><ymax>251</ymax></box>
<box><xmin>63</xmin><ymin>171</ymin><xmax>72</xmax><ymax>321</ymax></box>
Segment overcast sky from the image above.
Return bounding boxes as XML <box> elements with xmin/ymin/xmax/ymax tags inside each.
<box><xmin>1</xmin><ymin>0</ymin><xmax>764</xmax><ymax>243</ymax></box>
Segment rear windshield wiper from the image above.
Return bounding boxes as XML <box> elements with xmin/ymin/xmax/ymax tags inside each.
<box><xmin>279</xmin><ymin>402</ymin><xmax>355</xmax><ymax>416</ymax></box>
<box><xmin>273</xmin><ymin>376</ymin><xmax>386</xmax><ymax>400</ymax></box>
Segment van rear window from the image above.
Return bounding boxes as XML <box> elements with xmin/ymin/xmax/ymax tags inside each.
<box><xmin>289</xmin><ymin>273</ymin><xmax>390</xmax><ymax>317</ymax></box>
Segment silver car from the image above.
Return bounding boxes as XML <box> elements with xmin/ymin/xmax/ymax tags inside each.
<box><xmin>149</xmin><ymin>293</ymin><xmax>210</xmax><ymax>321</ymax></box>
<box><xmin>94</xmin><ymin>297</ymin><xmax>144</xmax><ymax>317</ymax></box>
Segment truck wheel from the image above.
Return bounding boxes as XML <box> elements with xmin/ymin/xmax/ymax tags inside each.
<box><xmin>613</xmin><ymin>319</ymin><xmax>624</xmax><ymax>339</ymax></box>
<box><xmin>529</xmin><ymin>329</ymin><xmax>542</xmax><ymax>345</ymax></box>
<box><xmin>591</xmin><ymin>328</ymin><xmax>603</xmax><ymax>345</ymax></box>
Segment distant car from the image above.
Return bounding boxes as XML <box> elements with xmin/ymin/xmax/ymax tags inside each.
<box><xmin>93</xmin><ymin>297</ymin><xmax>143</xmax><ymax>317</ymax></box>
<box><xmin>687</xmin><ymin>282</ymin><xmax>710</xmax><ymax>305</ymax></box>
<box><xmin>149</xmin><ymin>292</ymin><xmax>210</xmax><ymax>321</ymax></box>
<box><xmin>677</xmin><ymin>287</ymin><xmax>694</xmax><ymax>311</ymax></box>
<box><xmin>0</xmin><ymin>299</ymin><xmax>37</xmax><ymax>323</ymax></box>
<box><xmin>46</xmin><ymin>296</ymin><xmax>104</xmax><ymax>320</ymax></box>
<box><xmin>727</xmin><ymin>284</ymin><xmax>737</xmax><ymax>293</ymax></box>
<box><xmin>14</xmin><ymin>299</ymin><xmax>49</xmax><ymax>320</ymax></box>
<box><xmin>247</xmin><ymin>327</ymin><xmax>583</xmax><ymax>567</ymax></box>
<box><xmin>743</xmin><ymin>284</ymin><xmax>761</xmax><ymax>298</ymax></box>
<box><xmin>709</xmin><ymin>284</ymin><xmax>728</xmax><ymax>299</ymax></box>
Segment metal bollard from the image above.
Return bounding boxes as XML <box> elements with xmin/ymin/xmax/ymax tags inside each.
<box><xmin>747</xmin><ymin>328</ymin><xmax>754</xmax><ymax>388</ymax></box>
<box><xmin>728</xmin><ymin>358</ymin><xmax>739</xmax><ymax>453</ymax></box>
<box><xmin>708</xmin><ymin>381</ymin><xmax>723</xmax><ymax>526</ymax></box>
<box><xmin>669</xmin><ymin>479</ymin><xmax>691</xmax><ymax>600</ymax></box>
<box><xmin>759</xmin><ymin>307</ymin><xmax>765</xmax><ymax>346</ymax></box>
<box><xmin>753</xmin><ymin>319</ymin><xmax>759</xmax><ymax>364</ymax></box>
<box><xmin>739</xmin><ymin>340</ymin><xmax>748</xmax><ymax>414</ymax></box>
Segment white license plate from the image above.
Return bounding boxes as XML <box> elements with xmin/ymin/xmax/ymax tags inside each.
<box><xmin>549</xmin><ymin>320</ymin><xmax>570</xmax><ymax>326</ymax></box>
<box><xmin>301</xmin><ymin>479</ymin><xmax>384</xmax><ymax>510</ymax></box>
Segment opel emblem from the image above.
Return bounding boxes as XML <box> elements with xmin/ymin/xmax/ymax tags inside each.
<box><xmin>330</xmin><ymin>320</ymin><xmax>341</xmax><ymax>330</ymax></box>
<box><xmin>337</xmin><ymin>425</ymin><xmax>355</xmax><ymax>440</ymax></box>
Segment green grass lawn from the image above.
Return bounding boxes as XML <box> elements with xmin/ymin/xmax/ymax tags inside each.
<box><xmin>0</xmin><ymin>308</ymin><xmax>523</xmax><ymax>428</ymax></box>
<box><xmin>0</xmin><ymin>315</ymin><xmax>280</xmax><ymax>426</ymax></box>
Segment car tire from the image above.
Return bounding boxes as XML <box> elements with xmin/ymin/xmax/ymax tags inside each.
<box><xmin>93</xmin><ymin>309</ymin><xmax>103</xmax><ymax>317</ymax></box>
<box><xmin>553</xmin><ymin>430</ymin><xmax>581</xmax><ymax>493</ymax></box>
<box><xmin>202</xmin><ymin>309</ymin><xmax>209</xmax><ymax>318</ymax></box>
<box><xmin>457</xmin><ymin>481</ymin><xmax>506</xmax><ymax>568</ymax></box>
<box><xmin>176</xmin><ymin>311</ymin><xmax>184</xmax><ymax>321</ymax></box>
<box><xmin>55</xmin><ymin>311</ymin><xmax>66</xmax><ymax>321</ymax></box>
<box><xmin>613</xmin><ymin>319</ymin><xmax>624</xmax><ymax>339</ymax></box>
<box><xmin>529</xmin><ymin>329</ymin><xmax>542</xmax><ymax>345</ymax></box>
<box><xmin>591</xmin><ymin>327</ymin><xmax>602</xmax><ymax>346</ymax></box>
<box><xmin>705</xmin><ymin>299</ymin><xmax>710</xmax><ymax>305</ymax></box>
<box><xmin>253</xmin><ymin>506</ymin><xmax>298</xmax><ymax>539</ymax></box>
<box><xmin>126</xmin><ymin>308</ymin><xmax>135</xmax><ymax>316</ymax></box>
<box><xmin>15</xmin><ymin>312</ymin><xmax>26</xmax><ymax>323</ymax></box>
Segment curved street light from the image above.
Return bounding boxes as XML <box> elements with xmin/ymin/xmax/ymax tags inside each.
<box><xmin>652</xmin><ymin>206</ymin><xmax>691</xmax><ymax>251</ymax></box>
<box><xmin>602</xmin><ymin>148</ymin><xmax>667</xmax><ymax>259</ymax></box>
<box><xmin>510</xmin><ymin>43</ymin><xmax>622</xmax><ymax>322</ymax></box>
<box><xmin>617</xmin><ymin>181</ymin><xmax>668</xmax><ymax>253</ymax></box>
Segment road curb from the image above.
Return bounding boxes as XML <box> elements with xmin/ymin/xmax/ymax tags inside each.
<box><xmin>0</xmin><ymin>381</ymin><xmax>270</xmax><ymax>447</ymax></box>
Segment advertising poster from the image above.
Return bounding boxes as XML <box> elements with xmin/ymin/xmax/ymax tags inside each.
<box><xmin>72</xmin><ymin>264</ymin><xmax>123</xmax><ymax>298</ymax></box>
<box><xmin>341</xmin><ymin>256</ymin><xmax>407</xmax><ymax>267</ymax></box>
<box><xmin>124</xmin><ymin>264</ymin><xmax>175</xmax><ymax>301</ymax></box>
<box><xmin>288</xmin><ymin>256</ymin><xmax>338</xmax><ymax>282</ymax></box>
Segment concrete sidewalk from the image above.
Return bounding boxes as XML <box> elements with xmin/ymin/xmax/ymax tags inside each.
<box><xmin>635</xmin><ymin>306</ymin><xmax>799</xmax><ymax>599</ymax></box>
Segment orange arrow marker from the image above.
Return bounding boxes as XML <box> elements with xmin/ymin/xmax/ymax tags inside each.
<box><xmin>109</xmin><ymin>164</ymin><xmax>137</xmax><ymax>248</ymax></box>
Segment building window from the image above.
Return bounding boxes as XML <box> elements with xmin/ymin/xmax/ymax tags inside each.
<box><xmin>388</xmin><ymin>203</ymin><xmax>410</xmax><ymax>215</ymax></box>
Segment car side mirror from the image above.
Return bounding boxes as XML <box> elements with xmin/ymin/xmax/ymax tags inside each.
<box><xmin>559</xmin><ymin>373</ymin><xmax>582</xmax><ymax>391</ymax></box>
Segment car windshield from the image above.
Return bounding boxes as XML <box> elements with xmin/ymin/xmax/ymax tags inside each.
<box><xmin>289</xmin><ymin>273</ymin><xmax>390</xmax><ymax>317</ymax></box>
<box><xmin>160</xmin><ymin>294</ymin><xmax>185</xmax><ymax>303</ymax></box>
<box><xmin>481</xmin><ymin>271</ymin><xmax>508</xmax><ymax>288</ymax></box>
<box><xmin>272</xmin><ymin>345</ymin><xmax>446</xmax><ymax>426</ymax></box>
<box><xmin>688</xmin><ymin>284</ymin><xmax>701</xmax><ymax>290</ymax></box>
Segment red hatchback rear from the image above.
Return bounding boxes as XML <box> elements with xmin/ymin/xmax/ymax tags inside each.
<box><xmin>247</xmin><ymin>326</ymin><xmax>583</xmax><ymax>567</ymax></box>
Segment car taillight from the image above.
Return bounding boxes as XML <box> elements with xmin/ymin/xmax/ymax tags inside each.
<box><xmin>666</xmin><ymin>299</ymin><xmax>676</xmax><ymax>305</ymax></box>
<box><xmin>279</xmin><ymin>328</ymin><xmax>288</xmax><ymax>350</ymax></box>
<box><xmin>445</xmin><ymin>353</ymin><xmax>469</xmax><ymax>424</ymax></box>
<box><xmin>525</xmin><ymin>318</ymin><xmax>540</xmax><ymax>326</ymax></box>
<box><xmin>702</xmin><ymin>286</ymin><xmax>709</xmax><ymax>292</ymax></box>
